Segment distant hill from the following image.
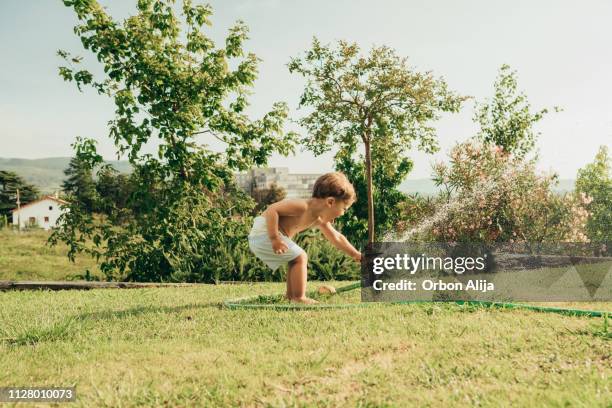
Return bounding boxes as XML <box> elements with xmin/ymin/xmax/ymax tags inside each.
<box><xmin>0</xmin><ymin>158</ymin><xmax>576</xmax><ymax>196</ymax></box>
<box><xmin>0</xmin><ymin>157</ymin><xmax>131</xmax><ymax>194</ymax></box>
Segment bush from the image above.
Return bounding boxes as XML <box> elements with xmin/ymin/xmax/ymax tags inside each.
<box><xmin>207</xmin><ymin>226</ymin><xmax>361</xmax><ymax>283</ymax></box>
<box><xmin>576</xmin><ymin>146</ymin><xmax>611</xmax><ymax>243</ymax></box>
<box><xmin>293</xmin><ymin>229</ymin><xmax>361</xmax><ymax>281</ymax></box>
<box><xmin>407</xmin><ymin>141</ymin><xmax>590</xmax><ymax>243</ymax></box>
<box><xmin>53</xmin><ymin>176</ymin><xmax>357</xmax><ymax>283</ymax></box>
<box><xmin>394</xmin><ymin>193</ymin><xmax>437</xmax><ymax>240</ymax></box>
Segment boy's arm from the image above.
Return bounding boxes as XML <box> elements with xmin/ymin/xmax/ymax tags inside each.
<box><xmin>317</xmin><ymin>221</ymin><xmax>362</xmax><ymax>262</ymax></box>
<box><xmin>261</xmin><ymin>200</ymin><xmax>308</xmax><ymax>254</ymax></box>
<box><xmin>261</xmin><ymin>199</ymin><xmax>308</xmax><ymax>239</ymax></box>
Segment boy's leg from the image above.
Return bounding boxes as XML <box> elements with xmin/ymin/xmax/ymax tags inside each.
<box><xmin>287</xmin><ymin>253</ymin><xmax>317</xmax><ymax>303</ymax></box>
<box><xmin>285</xmin><ymin>265</ymin><xmax>293</xmax><ymax>299</ymax></box>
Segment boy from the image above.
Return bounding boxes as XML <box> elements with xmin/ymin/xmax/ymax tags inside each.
<box><xmin>248</xmin><ymin>172</ymin><xmax>362</xmax><ymax>304</ymax></box>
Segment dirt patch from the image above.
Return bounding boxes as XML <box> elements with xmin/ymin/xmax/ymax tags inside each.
<box><xmin>259</xmin><ymin>342</ymin><xmax>415</xmax><ymax>405</ymax></box>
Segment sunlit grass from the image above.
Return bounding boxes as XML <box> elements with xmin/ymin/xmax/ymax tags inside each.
<box><xmin>1</xmin><ymin>282</ymin><xmax>610</xmax><ymax>407</ymax></box>
<box><xmin>1</xmin><ymin>229</ymin><xmax>610</xmax><ymax>406</ymax></box>
<box><xmin>0</xmin><ymin>229</ymin><xmax>102</xmax><ymax>281</ymax></box>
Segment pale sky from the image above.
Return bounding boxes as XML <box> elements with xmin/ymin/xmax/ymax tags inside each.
<box><xmin>1</xmin><ymin>0</ymin><xmax>610</xmax><ymax>179</ymax></box>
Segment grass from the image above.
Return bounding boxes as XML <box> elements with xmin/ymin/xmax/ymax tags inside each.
<box><xmin>0</xmin><ymin>229</ymin><xmax>103</xmax><ymax>281</ymax></box>
<box><xmin>1</xmin><ymin>229</ymin><xmax>611</xmax><ymax>406</ymax></box>
<box><xmin>0</xmin><ymin>283</ymin><xmax>610</xmax><ymax>407</ymax></box>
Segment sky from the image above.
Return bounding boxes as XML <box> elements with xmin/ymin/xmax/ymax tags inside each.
<box><xmin>0</xmin><ymin>0</ymin><xmax>610</xmax><ymax>179</ymax></box>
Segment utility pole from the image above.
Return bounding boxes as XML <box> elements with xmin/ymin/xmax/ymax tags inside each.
<box><xmin>16</xmin><ymin>188</ymin><xmax>21</xmax><ymax>232</ymax></box>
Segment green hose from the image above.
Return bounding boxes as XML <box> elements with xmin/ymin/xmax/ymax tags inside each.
<box><xmin>223</xmin><ymin>282</ymin><xmax>610</xmax><ymax>318</ymax></box>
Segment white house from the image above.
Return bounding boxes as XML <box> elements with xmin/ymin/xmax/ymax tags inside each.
<box><xmin>11</xmin><ymin>195</ymin><xmax>69</xmax><ymax>231</ymax></box>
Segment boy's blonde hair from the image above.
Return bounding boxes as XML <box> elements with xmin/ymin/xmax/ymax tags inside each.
<box><xmin>312</xmin><ymin>172</ymin><xmax>356</xmax><ymax>203</ymax></box>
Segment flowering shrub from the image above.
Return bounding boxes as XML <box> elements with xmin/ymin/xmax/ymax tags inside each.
<box><xmin>394</xmin><ymin>194</ymin><xmax>438</xmax><ymax>239</ymax></box>
<box><xmin>411</xmin><ymin>141</ymin><xmax>591</xmax><ymax>243</ymax></box>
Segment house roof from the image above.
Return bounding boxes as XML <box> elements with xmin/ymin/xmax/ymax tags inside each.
<box><xmin>11</xmin><ymin>196</ymin><xmax>70</xmax><ymax>213</ymax></box>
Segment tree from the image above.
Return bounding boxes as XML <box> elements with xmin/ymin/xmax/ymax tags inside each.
<box><xmin>0</xmin><ymin>171</ymin><xmax>40</xmax><ymax>218</ymax></box>
<box><xmin>474</xmin><ymin>64</ymin><xmax>559</xmax><ymax>158</ymax></box>
<box><xmin>62</xmin><ymin>156</ymin><xmax>97</xmax><ymax>212</ymax></box>
<box><xmin>289</xmin><ymin>39</ymin><xmax>467</xmax><ymax>244</ymax></box>
<box><xmin>95</xmin><ymin>165</ymin><xmax>135</xmax><ymax>217</ymax></box>
<box><xmin>334</xmin><ymin>137</ymin><xmax>412</xmax><ymax>245</ymax></box>
<box><xmin>250</xmin><ymin>182</ymin><xmax>286</xmax><ymax>215</ymax></box>
<box><xmin>576</xmin><ymin>145</ymin><xmax>611</xmax><ymax>243</ymax></box>
<box><xmin>50</xmin><ymin>0</ymin><xmax>297</xmax><ymax>282</ymax></box>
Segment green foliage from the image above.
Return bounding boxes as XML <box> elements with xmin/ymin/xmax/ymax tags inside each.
<box><xmin>289</xmin><ymin>38</ymin><xmax>467</xmax><ymax>243</ymax></box>
<box><xmin>590</xmin><ymin>313</ymin><xmax>611</xmax><ymax>340</ymax></box>
<box><xmin>50</xmin><ymin>0</ymin><xmax>297</xmax><ymax>282</ymax></box>
<box><xmin>62</xmin><ymin>155</ymin><xmax>97</xmax><ymax>212</ymax></box>
<box><xmin>0</xmin><ymin>170</ymin><xmax>40</xmax><ymax>217</ymax></box>
<box><xmin>475</xmin><ymin>64</ymin><xmax>559</xmax><ymax>158</ymax></box>
<box><xmin>95</xmin><ymin>165</ymin><xmax>135</xmax><ymax>218</ymax></box>
<box><xmin>293</xmin><ymin>229</ymin><xmax>360</xmax><ymax>281</ymax></box>
<box><xmin>576</xmin><ymin>146</ymin><xmax>612</xmax><ymax>243</ymax></box>
<box><xmin>334</xmin><ymin>142</ymin><xmax>411</xmax><ymax>247</ymax></box>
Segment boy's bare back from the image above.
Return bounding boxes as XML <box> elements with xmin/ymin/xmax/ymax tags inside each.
<box><xmin>261</xmin><ymin>198</ymin><xmax>321</xmax><ymax>239</ymax></box>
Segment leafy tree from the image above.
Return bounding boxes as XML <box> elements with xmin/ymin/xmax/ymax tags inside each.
<box><xmin>333</xmin><ymin>138</ymin><xmax>412</xmax><ymax>246</ymax></box>
<box><xmin>50</xmin><ymin>0</ymin><xmax>297</xmax><ymax>282</ymax></box>
<box><xmin>62</xmin><ymin>156</ymin><xmax>97</xmax><ymax>212</ymax></box>
<box><xmin>95</xmin><ymin>165</ymin><xmax>135</xmax><ymax>218</ymax></box>
<box><xmin>0</xmin><ymin>170</ymin><xmax>40</xmax><ymax>218</ymax></box>
<box><xmin>474</xmin><ymin>64</ymin><xmax>559</xmax><ymax>158</ymax></box>
<box><xmin>576</xmin><ymin>145</ymin><xmax>611</xmax><ymax>243</ymax></box>
<box><xmin>250</xmin><ymin>182</ymin><xmax>286</xmax><ymax>215</ymax></box>
<box><xmin>289</xmin><ymin>38</ymin><xmax>467</xmax><ymax>244</ymax></box>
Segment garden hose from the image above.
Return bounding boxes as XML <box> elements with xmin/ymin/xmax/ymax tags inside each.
<box><xmin>223</xmin><ymin>281</ymin><xmax>610</xmax><ymax>318</ymax></box>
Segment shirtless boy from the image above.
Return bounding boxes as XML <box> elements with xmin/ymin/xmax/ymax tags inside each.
<box><xmin>248</xmin><ymin>172</ymin><xmax>362</xmax><ymax>304</ymax></box>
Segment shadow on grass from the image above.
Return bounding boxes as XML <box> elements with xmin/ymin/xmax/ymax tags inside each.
<box><xmin>1</xmin><ymin>302</ymin><xmax>221</xmax><ymax>347</ymax></box>
<box><xmin>1</xmin><ymin>318</ymin><xmax>77</xmax><ymax>347</ymax></box>
<box><xmin>73</xmin><ymin>301</ymin><xmax>221</xmax><ymax>321</ymax></box>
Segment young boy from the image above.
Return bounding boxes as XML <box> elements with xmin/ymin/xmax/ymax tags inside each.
<box><xmin>248</xmin><ymin>172</ymin><xmax>362</xmax><ymax>304</ymax></box>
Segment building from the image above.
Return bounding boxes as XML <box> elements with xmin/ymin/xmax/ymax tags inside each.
<box><xmin>11</xmin><ymin>195</ymin><xmax>69</xmax><ymax>231</ymax></box>
<box><xmin>235</xmin><ymin>167</ymin><xmax>322</xmax><ymax>198</ymax></box>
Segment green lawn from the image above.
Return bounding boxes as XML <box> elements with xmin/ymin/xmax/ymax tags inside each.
<box><xmin>0</xmin><ymin>283</ymin><xmax>610</xmax><ymax>407</ymax></box>
<box><xmin>0</xmin><ymin>229</ymin><xmax>102</xmax><ymax>281</ymax></box>
<box><xmin>0</xmin><ymin>229</ymin><xmax>610</xmax><ymax>407</ymax></box>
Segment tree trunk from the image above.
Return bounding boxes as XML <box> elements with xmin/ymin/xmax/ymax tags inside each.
<box><xmin>364</xmin><ymin>139</ymin><xmax>375</xmax><ymax>244</ymax></box>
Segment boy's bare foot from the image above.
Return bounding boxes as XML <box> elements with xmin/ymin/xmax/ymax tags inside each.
<box><xmin>289</xmin><ymin>297</ymin><xmax>319</xmax><ymax>304</ymax></box>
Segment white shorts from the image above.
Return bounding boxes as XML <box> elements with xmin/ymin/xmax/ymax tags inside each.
<box><xmin>248</xmin><ymin>232</ymin><xmax>305</xmax><ymax>272</ymax></box>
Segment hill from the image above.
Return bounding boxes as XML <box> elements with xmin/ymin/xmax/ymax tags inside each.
<box><xmin>0</xmin><ymin>157</ymin><xmax>131</xmax><ymax>194</ymax></box>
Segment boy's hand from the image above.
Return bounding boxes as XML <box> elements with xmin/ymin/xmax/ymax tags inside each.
<box><xmin>271</xmin><ymin>237</ymin><xmax>289</xmax><ymax>254</ymax></box>
<box><xmin>352</xmin><ymin>253</ymin><xmax>362</xmax><ymax>263</ymax></box>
